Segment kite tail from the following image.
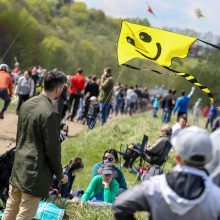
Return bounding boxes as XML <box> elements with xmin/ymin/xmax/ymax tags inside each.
<box><xmin>177</xmin><ymin>73</ymin><xmax>214</xmax><ymax>103</ymax></box>
<box><xmin>164</xmin><ymin>66</ymin><xmax>214</xmax><ymax>103</ymax></box>
<box><xmin>122</xmin><ymin>63</ymin><xmax>214</xmax><ymax>103</ymax></box>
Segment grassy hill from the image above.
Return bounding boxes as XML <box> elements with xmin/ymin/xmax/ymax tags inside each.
<box><xmin>60</xmin><ymin>110</ymin><xmax>207</xmax><ymax>219</ymax></box>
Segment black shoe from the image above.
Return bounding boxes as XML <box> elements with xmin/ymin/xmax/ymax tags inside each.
<box><xmin>0</xmin><ymin>111</ymin><xmax>4</xmax><ymax>119</ymax></box>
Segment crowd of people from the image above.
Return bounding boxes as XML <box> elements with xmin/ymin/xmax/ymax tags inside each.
<box><xmin>1</xmin><ymin>62</ymin><xmax>219</xmax><ymax>131</ymax></box>
<box><xmin>1</xmin><ymin>62</ymin><xmax>220</xmax><ymax>220</ymax></box>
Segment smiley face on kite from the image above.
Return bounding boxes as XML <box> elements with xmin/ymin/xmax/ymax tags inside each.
<box><xmin>126</xmin><ymin>32</ymin><xmax>162</xmax><ymax>61</ymax></box>
<box><xmin>117</xmin><ymin>20</ymin><xmax>196</xmax><ymax>67</ymax></box>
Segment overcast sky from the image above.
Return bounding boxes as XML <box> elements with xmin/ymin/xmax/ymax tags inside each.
<box><xmin>75</xmin><ymin>0</ymin><xmax>220</xmax><ymax>37</ymax></box>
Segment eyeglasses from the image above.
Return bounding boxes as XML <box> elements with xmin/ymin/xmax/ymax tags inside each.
<box><xmin>103</xmin><ymin>156</ymin><xmax>114</xmax><ymax>162</ymax></box>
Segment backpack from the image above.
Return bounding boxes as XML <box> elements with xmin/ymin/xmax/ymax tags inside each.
<box><xmin>141</xmin><ymin>165</ymin><xmax>163</xmax><ymax>181</ymax></box>
<box><xmin>0</xmin><ymin>148</ymin><xmax>16</xmax><ymax>195</ymax></box>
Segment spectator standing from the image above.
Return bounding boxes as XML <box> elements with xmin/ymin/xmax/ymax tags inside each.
<box><xmin>83</xmin><ymin>75</ymin><xmax>99</xmax><ymax>119</ymax></box>
<box><xmin>140</xmin><ymin>87</ymin><xmax>150</xmax><ymax>112</ymax></box>
<box><xmin>114</xmin><ymin>85</ymin><xmax>124</xmax><ymax>116</ymax></box>
<box><xmin>161</xmin><ymin>89</ymin><xmax>173</xmax><ymax>123</ymax></box>
<box><xmin>53</xmin><ymin>83</ymin><xmax>68</xmax><ymax>120</ymax></box>
<box><xmin>151</xmin><ymin>94</ymin><xmax>160</xmax><ymax>118</ymax></box>
<box><xmin>98</xmin><ymin>67</ymin><xmax>114</xmax><ymax>125</ymax></box>
<box><xmin>15</xmin><ymin>70</ymin><xmax>35</xmax><ymax>114</ymax></box>
<box><xmin>87</xmin><ymin>96</ymin><xmax>100</xmax><ymax>129</ymax></box>
<box><xmin>173</xmin><ymin>86</ymin><xmax>195</xmax><ymax>119</ymax></box>
<box><xmin>126</xmin><ymin>87</ymin><xmax>138</xmax><ymax>116</ymax></box>
<box><xmin>192</xmin><ymin>98</ymin><xmax>202</xmax><ymax>125</ymax></box>
<box><xmin>11</xmin><ymin>61</ymin><xmax>21</xmax><ymax>85</ymax></box>
<box><xmin>0</xmin><ymin>64</ymin><xmax>13</xmax><ymax>119</ymax></box>
<box><xmin>205</xmin><ymin>103</ymin><xmax>217</xmax><ymax>129</ymax></box>
<box><xmin>31</xmin><ymin>66</ymin><xmax>39</xmax><ymax>96</ymax></box>
<box><xmin>202</xmin><ymin>106</ymin><xmax>209</xmax><ymax>117</ymax></box>
<box><xmin>113</xmin><ymin>126</ymin><xmax>220</xmax><ymax>220</ymax></box>
<box><xmin>68</xmin><ymin>68</ymin><xmax>85</xmax><ymax>121</ymax></box>
<box><xmin>2</xmin><ymin>70</ymin><xmax>68</xmax><ymax>220</ymax></box>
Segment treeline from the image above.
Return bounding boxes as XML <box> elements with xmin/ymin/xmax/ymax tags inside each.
<box><xmin>0</xmin><ymin>0</ymin><xmax>219</xmax><ymax>104</ymax></box>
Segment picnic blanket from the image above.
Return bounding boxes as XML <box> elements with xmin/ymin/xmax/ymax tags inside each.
<box><xmin>34</xmin><ymin>201</ymin><xmax>65</xmax><ymax>220</ymax></box>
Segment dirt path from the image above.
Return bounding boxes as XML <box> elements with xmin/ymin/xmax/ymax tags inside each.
<box><xmin>0</xmin><ymin>111</ymin><xmax>128</xmax><ymax>155</ymax></box>
<box><xmin>0</xmin><ymin>112</ymin><xmax>85</xmax><ymax>155</ymax></box>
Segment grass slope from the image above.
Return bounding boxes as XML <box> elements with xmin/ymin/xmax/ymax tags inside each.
<box><xmin>61</xmin><ymin>110</ymin><xmax>182</xmax><ymax>220</ymax></box>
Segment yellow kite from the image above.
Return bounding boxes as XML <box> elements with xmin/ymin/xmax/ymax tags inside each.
<box><xmin>117</xmin><ymin>20</ymin><xmax>196</xmax><ymax>67</ymax></box>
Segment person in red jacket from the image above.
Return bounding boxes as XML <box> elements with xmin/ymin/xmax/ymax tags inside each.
<box><xmin>0</xmin><ymin>64</ymin><xmax>13</xmax><ymax>119</ymax></box>
<box><xmin>68</xmin><ymin>68</ymin><xmax>85</xmax><ymax>121</ymax></box>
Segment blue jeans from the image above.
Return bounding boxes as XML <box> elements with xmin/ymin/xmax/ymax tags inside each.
<box><xmin>0</xmin><ymin>88</ymin><xmax>11</xmax><ymax>112</ymax></box>
<box><xmin>152</xmin><ymin>107</ymin><xmax>159</xmax><ymax>117</ymax></box>
<box><xmin>114</xmin><ymin>99</ymin><xmax>122</xmax><ymax>115</ymax></box>
<box><xmin>162</xmin><ymin>108</ymin><xmax>172</xmax><ymax>123</ymax></box>
<box><xmin>87</xmin><ymin>116</ymin><xmax>96</xmax><ymax>129</ymax></box>
<box><xmin>99</xmin><ymin>102</ymin><xmax>110</xmax><ymax>125</ymax></box>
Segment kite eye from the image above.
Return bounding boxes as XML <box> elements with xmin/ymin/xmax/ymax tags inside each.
<box><xmin>126</xmin><ymin>36</ymin><xmax>135</xmax><ymax>46</ymax></box>
<box><xmin>139</xmin><ymin>32</ymin><xmax>152</xmax><ymax>43</ymax></box>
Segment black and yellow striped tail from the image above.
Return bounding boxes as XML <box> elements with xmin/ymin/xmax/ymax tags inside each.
<box><xmin>177</xmin><ymin>73</ymin><xmax>214</xmax><ymax>103</ymax></box>
<box><xmin>163</xmin><ymin>66</ymin><xmax>215</xmax><ymax>103</ymax></box>
<box><xmin>122</xmin><ymin>63</ymin><xmax>215</xmax><ymax>103</ymax></box>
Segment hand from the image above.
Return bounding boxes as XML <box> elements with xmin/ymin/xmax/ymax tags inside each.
<box><xmin>80</xmin><ymin>201</ymin><xmax>84</xmax><ymax>208</ymax></box>
<box><xmin>102</xmin><ymin>180</ymin><xmax>110</xmax><ymax>188</ymax></box>
<box><xmin>102</xmin><ymin>73</ymin><xmax>107</xmax><ymax>81</ymax></box>
<box><xmin>60</xmin><ymin>174</ymin><xmax>68</xmax><ymax>184</ymax></box>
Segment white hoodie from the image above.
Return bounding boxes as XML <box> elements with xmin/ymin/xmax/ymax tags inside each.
<box><xmin>113</xmin><ymin>165</ymin><xmax>220</xmax><ymax>220</ymax></box>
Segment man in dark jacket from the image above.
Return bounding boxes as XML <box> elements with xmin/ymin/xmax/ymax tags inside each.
<box><xmin>2</xmin><ymin>70</ymin><xmax>68</xmax><ymax>220</ymax></box>
<box><xmin>113</xmin><ymin>126</ymin><xmax>220</xmax><ymax>220</ymax></box>
<box><xmin>98</xmin><ymin>67</ymin><xmax>114</xmax><ymax>125</ymax></box>
<box><xmin>161</xmin><ymin>89</ymin><xmax>174</xmax><ymax>123</ymax></box>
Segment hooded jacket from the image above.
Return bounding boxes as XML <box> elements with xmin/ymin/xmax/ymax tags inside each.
<box><xmin>113</xmin><ymin>165</ymin><xmax>220</xmax><ymax>220</ymax></box>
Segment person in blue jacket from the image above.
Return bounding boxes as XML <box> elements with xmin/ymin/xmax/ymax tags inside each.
<box><xmin>205</xmin><ymin>104</ymin><xmax>217</xmax><ymax>129</ymax></box>
<box><xmin>173</xmin><ymin>86</ymin><xmax>195</xmax><ymax>120</ymax></box>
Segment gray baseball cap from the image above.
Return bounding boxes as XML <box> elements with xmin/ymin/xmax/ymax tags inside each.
<box><xmin>171</xmin><ymin>126</ymin><xmax>213</xmax><ymax>166</ymax></box>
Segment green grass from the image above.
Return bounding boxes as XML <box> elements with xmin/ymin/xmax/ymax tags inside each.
<box><xmin>0</xmin><ymin>103</ymin><xmax>207</xmax><ymax>219</ymax></box>
<box><xmin>60</xmin><ymin>110</ymin><xmax>208</xmax><ymax>220</ymax></box>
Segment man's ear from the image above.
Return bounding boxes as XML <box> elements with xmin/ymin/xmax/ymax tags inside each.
<box><xmin>175</xmin><ymin>154</ymin><xmax>183</xmax><ymax>165</ymax></box>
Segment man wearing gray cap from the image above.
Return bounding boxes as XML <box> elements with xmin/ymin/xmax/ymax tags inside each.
<box><xmin>113</xmin><ymin>126</ymin><xmax>220</xmax><ymax>220</ymax></box>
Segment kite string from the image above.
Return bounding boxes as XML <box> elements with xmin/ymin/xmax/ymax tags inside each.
<box><xmin>73</xmin><ymin>65</ymin><xmax>126</xmax><ymax>158</ymax></box>
<box><xmin>1</xmin><ymin>0</ymin><xmax>45</xmax><ymax>61</ymax></box>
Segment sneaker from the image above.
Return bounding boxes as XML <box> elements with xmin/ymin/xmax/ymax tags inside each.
<box><xmin>0</xmin><ymin>111</ymin><xmax>4</xmax><ymax>119</ymax></box>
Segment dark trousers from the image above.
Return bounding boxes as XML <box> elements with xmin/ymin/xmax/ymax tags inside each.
<box><xmin>99</xmin><ymin>102</ymin><xmax>110</xmax><ymax>125</ymax></box>
<box><xmin>162</xmin><ymin>108</ymin><xmax>172</xmax><ymax>123</ymax></box>
<box><xmin>87</xmin><ymin>116</ymin><xmax>96</xmax><ymax>129</ymax></box>
<box><xmin>0</xmin><ymin>88</ymin><xmax>11</xmax><ymax>112</ymax></box>
<box><xmin>68</xmin><ymin>94</ymin><xmax>80</xmax><ymax>119</ymax></box>
<box><xmin>16</xmin><ymin>94</ymin><xmax>29</xmax><ymax>113</ymax></box>
<box><xmin>206</xmin><ymin>116</ymin><xmax>216</xmax><ymax>129</ymax></box>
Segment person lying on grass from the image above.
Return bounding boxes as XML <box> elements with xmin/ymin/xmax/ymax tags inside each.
<box><xmin>81</xmin><ymin>163</ymin><xmax>119</xmax><ymax>204</ymax></box>
<box><xmin>92</xmin><ymin>148</ymin><xmax>127</xmax><ymax>191</ymax></box>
